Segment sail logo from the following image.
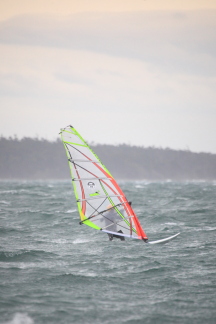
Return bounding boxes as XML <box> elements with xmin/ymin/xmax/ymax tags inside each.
<box><xmin>88</xmin><ymin>182</ymin><xmax>95</xmax><ymax>188</ymax></box>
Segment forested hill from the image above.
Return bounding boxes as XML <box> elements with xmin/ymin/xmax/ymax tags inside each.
<box><xmin>0</xmin><ymin>137</ymin><xmax>216</xmax><ymax>180</ymax></box>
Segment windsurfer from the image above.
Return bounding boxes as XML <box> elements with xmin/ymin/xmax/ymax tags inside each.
<box><xmin>104</xmin><ymin>204</ymin><xmax>127</xmax><ymax>241</ymax></box>
<box><xmin>61</xmin><ymin>125</ymin><xmax>150</xmax><ymax>243</ymax></box>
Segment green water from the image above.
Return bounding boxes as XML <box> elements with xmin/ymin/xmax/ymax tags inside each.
<box><xmin>0</xmin><ymin>181</ymin><xmax>216</xmax><ymax>323</ymax></box>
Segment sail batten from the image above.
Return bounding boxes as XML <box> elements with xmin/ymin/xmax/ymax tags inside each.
<box><xmin>60</xmin><ymin>125</ymin><xmax>148</xmax><ymax>241</ymax></box>
<box><xmin>77</xmin><ymin>195</ymin><xmax>123</xmax><ymax>202</ymax></box>
<box><xmin>72</xmin><ymin>177</ymin><xmax>111</xmax><ymax>181</ymax></box>
<box><xmin>69</xmin><ymin>159</ymin><xmax>100</xmax><ymax>163</ymax></box>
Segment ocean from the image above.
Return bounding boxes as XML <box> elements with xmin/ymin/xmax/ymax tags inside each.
<box><xmin>0</xmin><ymin>180</ymin><xmax>215</xmax><ymax>324</ymax></box>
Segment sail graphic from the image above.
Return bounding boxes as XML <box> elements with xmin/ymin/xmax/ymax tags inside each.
<box><xmin>60</xmin><ymin>125</ymin><xmax>148</xmax><ymax>241</ymax></box>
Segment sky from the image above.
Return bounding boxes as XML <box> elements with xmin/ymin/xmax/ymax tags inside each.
<box><xmin>0</xmin><ymin>0</ymin><xmax>216</xmax><ymax>153</ymax></box>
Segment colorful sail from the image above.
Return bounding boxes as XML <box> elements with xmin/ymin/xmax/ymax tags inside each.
<box><xmin>60</xmin><ymin>125</ymin><xmax>148</xmax><ymax>241</ymax></box>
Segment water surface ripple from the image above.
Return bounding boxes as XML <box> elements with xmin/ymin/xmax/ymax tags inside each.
<box><xmin>0</xmin><ymin>181</ymin><xmax>216</xmax><ymax>323</ymax></box>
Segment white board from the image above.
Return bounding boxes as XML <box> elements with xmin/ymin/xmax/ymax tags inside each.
<box><xmin>148</xmin><ymin>232</ymin><xmax>180</xmax><ymax>244</ymax></box>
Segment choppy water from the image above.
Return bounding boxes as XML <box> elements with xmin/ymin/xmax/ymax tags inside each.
<box><xmin>0</xmin><ymin>180</ymin><xmax>216</xmax><ymax>324</ymax></box>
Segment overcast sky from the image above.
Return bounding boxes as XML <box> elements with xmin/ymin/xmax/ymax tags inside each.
<box><xmin>0</xmin><ymin>0</ymin><xmax>216</xmax><ymax>153</ymax></box>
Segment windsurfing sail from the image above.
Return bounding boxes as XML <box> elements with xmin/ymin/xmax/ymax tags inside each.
<box><xmin>60</xmin><ymin>125</ymin><xmax>148</xmax><ymax>241</ymax></box>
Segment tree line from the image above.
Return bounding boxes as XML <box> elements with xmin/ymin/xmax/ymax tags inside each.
<box><xmin>0</xmin><ymin>137</ymin><xmax>216</xmax><ymax>180</ymax></box>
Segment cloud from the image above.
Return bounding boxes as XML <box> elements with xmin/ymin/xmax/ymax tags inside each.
<box><xmin>0</xmin><ymin>10</ymin><xmax>215</xmax><ymax>77</ymax></box>
<box><xmin>0</xmin><ymin>9</ymin><xmax>216</xmax><ymax>153</ymax></box>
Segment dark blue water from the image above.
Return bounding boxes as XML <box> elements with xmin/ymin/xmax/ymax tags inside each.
<box><xmin>0</xmin><ymin>181</ymin><xmax>215</xmax><ymax>324</ymax></box>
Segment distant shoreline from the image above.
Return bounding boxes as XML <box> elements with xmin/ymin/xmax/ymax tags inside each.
<box><xmin>1</xmin><ymin>137</ymin><xmax>216</xmax><ymax>181</ymax></box>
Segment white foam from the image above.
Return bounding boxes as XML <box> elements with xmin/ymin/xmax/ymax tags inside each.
<box><xmin>0</xmin><ymin>190</ymin><xmax>17</xmax><ymax>194</ymax></box>
<box><xmin>50</xmin><ymin>238</ymin><xmax>67</xmax><ymax>244</ymax></box>
<box><xmin>0</xmin><ymin>200</ymin><xmax>10</xmax><ymax>205</ymax></box>
<box><xmin>4</xmin><ymin>313</ymin><xmax>34</xmax><ymax>324</ymax></box>
<box><xmin>72</xmin><ymin>238</ymin><xmax>90</xmax><ymax>244</ymax></box>
<box><xmin>78</xmin><ymin>269</ymin><xmax>97</xmax><ymax>277</ymax></box>
<box><xmin>65</xmin><ymin>209</ymin><xmax>76</xmax><ymax>213</ymax></box>
<box><xmin>205</xmin><ymin>226</ymin><xmax>216</xmax><ymax>231</ymax></box>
